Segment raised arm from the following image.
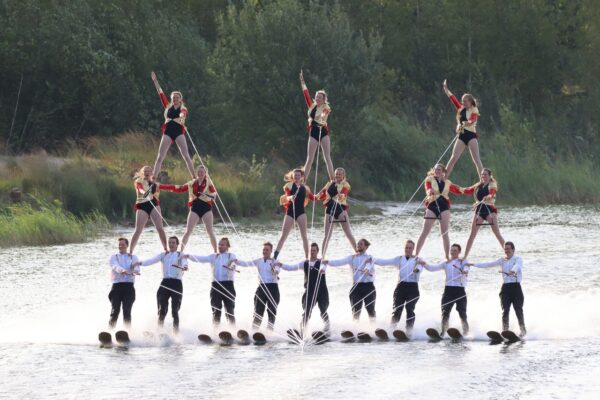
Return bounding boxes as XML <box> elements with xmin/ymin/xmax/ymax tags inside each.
<box><xmin>443</xmin><ymin>79</ymin><xmax>461</xmax><ymax>110</ymax></box>
<box><xmin>151</xmin><ymin>71</ymin><xmax>169</xmax><ymax>108</ymax></box>
<box><xmin>300</xmin><ymin>70</ymin><xmax>313</xmax><ymax>108</ymax></box>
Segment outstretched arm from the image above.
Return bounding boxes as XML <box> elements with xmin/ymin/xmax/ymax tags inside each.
<box><xmin>372</xmin><ymin>256</ymin><xmax>401</xmax><ymax>267</ymax></box>
<box><xmin>325</xmin><ymin>255</ymin><xmax>354</xmax><ymax>267</ymax></box>
<box><xmin>472</xmin><ymin>259</ymin><xmax>502</xmax><ymax>268</ymax></box>
<box><xmin>233</xmin><ymin>258</ymin><xmax>260</xmax><ymax>267</ymax></box>
<box><xmin>277</xmin><ymin>261</ymin><xmax>303</xmax><ymax>271</ymax></box>
<box><xmin>151</xmin><ymin>71</ymin><xmax>169</xmax><ymax>108</ymax></box>
<box><xmin>140</xmin><ymin>253</ymin><xmax>165</xmax><ymax>267</ymax></box>
<box><xmin>423</xmin><ymin>261</ymin><xmax>446</xmax><ymax>272</ymax></box>
<box><xmin>186</xmin><ymin>254</ymin><xmax>215</xmax><ymax>264</ymax></box>
<box><xmin>159</xmin><ymin>183</ymin><xmax>189</xmax><ymax>194</ymax></box>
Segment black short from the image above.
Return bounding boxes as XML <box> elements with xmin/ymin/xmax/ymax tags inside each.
<box><xmin>135</xmin><ymin>199</ymin><xmax>158</xmax><ymax>215</ymax></box>
<box><xmin>459</xmin><ymin>129</ymin><xmax>478</xmax><ymax>146</ymax></box>
<box><xmin>191</xmin><ymin>200</ymin><xmax>212</xmax><ymax>218</ymax></box>
<box><xmin>326</xmin><ymin>202</ymin><xmax>345</xmax><ymax>219</ymax></box>
<box><xmin>476</xmin><ymin>203</ymin><xmax>497</xmax><ymax>219</ymax></box>
<box><xmin>426</xmin><ymin>198</ymin><xmax>450</xmax><ymax>218</ymax></box>
<box><xmin>164</xmin><ymin>123</ymin><xmax>184</xmax><ymax>142</ymax></box>
<box><xmin>309</xmin><ymin>124</ymin><xmax>329</xmax><ymax>141</ymax></box>
<box><xmin>286</xmin><ymin>207</ymin><xmax>305</xmax><ymax>220</ymax></box>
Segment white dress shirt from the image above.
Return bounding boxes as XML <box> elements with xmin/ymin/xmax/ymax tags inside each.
<box><xmin>235</xmin><ymin>258</ymin><xmax>280</xmax><ymax>284</ymax></box>
<box><xmin>424</xmin><ymin>258</ymin><xmax>470</xmax><ymax>287</ymax></box>
<box><xmin>141</xmin><ymin>251</ymin><xmax>188</xmax><ymax>280</ymax></box>
<box><xmin>474</xmin><ymin>256</ymin><xmax>523</xmax><ymax>283</ymax></box>
<box><xmin>326</xmin><ymin>253</ymin><xmax>374</xmax><ymax>283</ymax></box>
<box><xmin>109</xmin><ymin>253</ymin><xmax>140</xmax><ymax>283</ymax></box>
<box><xmin>188</xmin><ymin>252</ymin><xmax>237</xmax><ymax>282</ymax></box>
<box><xmin>372</xmin><ymin>255</ymin><xmax>422</xmax><ymax>283</ymax></box>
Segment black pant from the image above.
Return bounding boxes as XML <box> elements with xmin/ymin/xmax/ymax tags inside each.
<box><xmin>392</xmin><ymin>282</ymin><xmax>420</xmax><ymax>330</ymax></box>
<box><xmin>108</xmin><ymin>282</ymin><xmax>135</xmax><ymax>327</ymax></box>
<box><xmin>500</xmin><ymin>283</ymin><xmax>526</xmax><ymax>332</ymax></box>
<box><xmin>211</xmin><ymin>281</ymin><xmax>236</xmax><ymax>325</ymax></box>
<box><xmin>349</xmin><ymin>282</ymin><xmax>376</xmax><ymax>320</ymax></box>
<box><xmin>253</xmin><ymin>283</ymin><xmax>280</xmax><ymax>329</ymax></box>
<box><xmin>441</xmin><ymin>286</ymin><xmax>468</xmax><ymax>335</ymax></box>
<box><xmin>301</xmin><ymin>277</ymin><xmax>330</xmax><ymax>330</ymax></box>
<box><xmin>157</xmin><ymin>278</ymin><xmax>183</xmax><ymax>330</ymax></box>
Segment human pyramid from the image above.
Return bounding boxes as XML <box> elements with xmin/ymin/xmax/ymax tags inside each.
<box><xmin>105</xmin><ymin>71</ymin><xmax>527</xmax><ymax>345</ymax></box>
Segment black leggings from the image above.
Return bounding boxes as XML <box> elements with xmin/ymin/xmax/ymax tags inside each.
<box><xmin>211</xmin><ymin>281</ymin><xmax>236</xmax><ymax>325</ymax></box>
<box><xmin>349</xmin><ymin>282</ymin><xmax>376</xmax><ymax>320</ymax></box>
<box><xmin>108</xmin><ymin>282</ymin><xmax>135</xmax><ymax>327</ymax></box>
<box><xmin>441</xmin><ymin>286</ymin><xmax>468</xmax><ymax>334</ymax></box>
<box><xmin>392</xmin><ymin>282</ymin><xmax>420</xmax><ymax>329</ymax></box>
<box><xmin>500</xmin><ymin>283</ymin><xmax>525</xmax><ymax>331</ymax></box>
<box><xmin>302</xmin><ymin>278</ymin><xmax>330</xmax><ymax>329</ymax></box>
<box><xmin>253</xmin><ymin>283</ymin><xmax>280</xmax><ymax>329</ymax></box>
<box><xmin>156</xmin><ymin>278</ymin><xmax>182</xmax><ymax>330</ymax></box>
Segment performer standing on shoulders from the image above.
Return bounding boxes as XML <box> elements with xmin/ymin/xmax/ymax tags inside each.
<box><xmin>323</xmin><ymin>239</ymin><xmax>376</xmax><ymax>322</ymax></box>
<box><xmin>371</xmin><ymin>240</ymin><xmax>422</xmax><ymax>335</ymax></box>
<box><xmin>133</xmin><ymin>236</ymin><xmax>188</xmax><ymax>333</ymax></box>
<box><xmin>415</xmin><ymin>163</ymin><xmax>463</xmax><ymax>260</ymax></box>
<box><xmin>300</xmin><ymin>70</ymin><xmax>334</xmax><ymax>180</ymax></box>
<box><xmin>150</xmin><ymin>71</ymin><xmax>195</xmax><ymax>178</ymax></box>
<box><xmin>317</xmin><ymin>167</ymin><xmax>357</xmax><ymax>255</ymax></box>
<box><xmin>279</xmin><ymin>243</ymin><xmax>330</xmax><ymax>334</ymax></box>
<box><xmin>160</xmin><ymin>165</ymin><xmax>218</xmax><ymax>252</ymax></box>
<box><xmin>466</xmin><ymin>241</ymin><xmax>526</xmax><ymax>337</ymax></box>
<box><xmin>443</xmin><ymin>79</ymin><xmax>483</xmax><ymax>177</ymax></box>
<box><xmin>230</xmin><ymin>242</ymin><xmax>282</xmax><ymax>330</ymax></box>
<box><xmin>459</xmin><ymin>168</ymin><xmax>505</xmax><ymax>258</ymax></box>
<box><xmin>422</xmin><ymin>244</ymin><xmax>470</xmax><ymax>336</ymax></box>
<box><xmin>130</xmin><ymin>165</ymin><xmax>167</xmax><ymax>254</ymax></box>
<box><xmin>108</xmin><ymin>238</ymin><xmax>140</xmax><ymax>329</ymax></box>
<box><xmin>274</xmin><ymin>169</ymin><xmax>316</xmax><ymax>260</ymax></box>
<box><xmin>183</xmin><ymin>238</ymin><xmax>238</xmax><ymax>326</ymax></box>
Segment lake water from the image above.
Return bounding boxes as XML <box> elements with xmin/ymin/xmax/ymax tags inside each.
<box><xmin>1</xmin><ymin>203</ymin><xmax>599</xmax><ymax>399</ymax></box>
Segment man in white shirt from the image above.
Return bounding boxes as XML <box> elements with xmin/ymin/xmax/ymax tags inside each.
<box><xmin>108</xmin><ymin>237</ymin><xmax>140</xmax><ymax>328</ymax></box>
<box><xmin>184</xmin><ymin>237</ymin><xmax>237</xmax><ymax>326</ymax></box>
<box><xmin>423</xmin><ymin>243</ymin><xmax>470</xmax><ymax>335</ymax></box>
<box><xmin>469</xmin><ymin>241</ymin><xmax>526</xmax><ymax>337</ymax></box>
<box><xmin>279</xmin><ymin>242</ymin><xmax>329</xmax><ymax>332</ymax></box>
<box><xmin>231</xmin><ymin>241</ymin><xmax>282</xmax><ymax>330</ymax></box>
<box><xmin>134</xmin><ymin>236</ymin><xmax>188</xmax><ymax>332</ymax></box>
<box><xmin>371</xmin><ymin>239</ymin><xmax>422</xmax><ymax>334</ymax></box>
<box><xmin>324</xmin><ymin>238</ymin><xmax>376</xmax><ymax>322</ymax></box>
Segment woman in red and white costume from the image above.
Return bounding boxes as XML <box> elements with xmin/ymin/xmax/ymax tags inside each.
<box><xmin>160</xmin><ymin>165</ymin><xmax>218</xmax><ymax>253</ymax></box>
<box><xmin>130</xmin><ymin>165</ymin><xmax>167</xmax><ymax>254</ymax></box>
<box><xmin>443</xmin><ymin>79</ymin><xmax>483</xmax><ymax>177</ymax></box>
<box><xmin>150</xmin><ymin>71</ymin><xmax>195</xmax><ymax>179</ymax></box>
<box><xmin>300</xmin><ymin>70</ymin><xmax>334</xmax><ymax>181</ymax></box>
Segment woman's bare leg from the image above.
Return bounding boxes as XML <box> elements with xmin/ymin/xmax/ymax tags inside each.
<box><xmin>468</xmin><ymin>139</ymin><xmax>483</xmax><ymax>175</ymax></box>
<box><xmin>320</xmin><ymin>136</ymin><xmax>335</xmax><ymax>180</ymax></box>
<box><xmin>202</xmin><ymin>211</ymin><xmax>218</xmax><ymax>252</ymax></box>
<box><xmin>150</xmin><ymin>206</ymin><xmax>167</xmax><ymax>250</ymax></box>
<box><xmin>445</xmin><ymin>140</ymin><xmax>466</xmax><ymax>178</ymax></box>
<box><xmin>416</xmin><ymin>210</ymin><xmax>437</xmax><ymax>256</ymax></box>
<box><xmin>488</xmin><ymin>213</ymin><xmax>505</xmax><ymax>248</ymax></box>
<box><xmin>464</xmin><ymin>214</ymin><xmax>481</xmax><ymax>259</ymax></box>
<box><xmin>130</xmin><ymin>210</ymin><xmax>149</xmax><ymax>254</ymax></box>
<box><xmin>181</xmin><ymin>211</ymin><xmax>200</xmax><ymax>252</ymax></box>
<box><xmin>322</xmin><ymin>214</ymin><xmax>333</xmax><ymax>257</ymax></box>
<box><xmin>175</xmin><ymin>135</ymin><xmax>196</xmax><ymax>178</ymax></box>
<box><xmin>275</xmin><ymin>215</ymin><xmax>295</xmax><ymax>254</ymax></box>
<box><xmin>153</xmin><ymin>136</ymin><xmax>172</xmax><ymax>178</ymax></box>
<box><xmin>296</xmin><ymin>214</ymin><xmax>309</xmax><ymax>259</ymax></box>
<box><xmin>303</xmin><ymin>137</ymin><xmax>319</xmax><ymax>182</ymax></box>
<box><xmin>439</xmin><ymin>210</ymin><xmax>451</xmax><ymax>260</ymax></box>
<box><xmin>339</xmin><ymin>212</ymin><xmax>357</xmax><ymax>251</ymax></box>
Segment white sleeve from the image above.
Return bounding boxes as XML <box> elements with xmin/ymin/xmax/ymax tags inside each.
<box><xmin>462</xmin><ymin>260</ymin><xmax>470</xmax><ymax>273</ymax></box>
<box><xmin>110</xmin><ymin>255</ymin><xmax>125</xmax><ymax>273</ymax></box>
<box><xmin>188</xmin><ymin>254</ymin><xmax>215</xmax><ymax>264</ymax></box>
<box><xmin>141</xmin><ymin>253</ymin><xmax>164</xmax><ymax>266</ymax></box>
<box><xmin>424</xmin><ymin>261</ymin><xmax>446</xmax><ymax>272</ymax></box>
<box><xmin>327</xmin><ymin>255</ymin><xmax>354</xmax><ymax>267</ymax></box>
<box><xmin>235</xmin><ymin>259</ymin><xmax>260</xmax><ymax>267</ymax></box>
<box><xmin>372</xmin><ymin>256</ymin><xmax>400</xmax><ymax>266</ymax></box>
<box><xmin>279</xmin><ymin>261</ymin><xmax>302</xmax><ymax>271</ymax></box>
<box><xmin>511</xmin><ymin>257</ymin><xmax>523</xmax><ymax>273</ymax></box>
<box><xmin>474</xmin><ymin>259</ymin><xmax>502</xmax><ymax>269</ymax></box>
<box><xmin>132</xmin><ymin>255</ymin><xmax>140</xmax><ymax>273</ymax></box>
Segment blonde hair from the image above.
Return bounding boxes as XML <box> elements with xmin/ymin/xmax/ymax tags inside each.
<box><xmin>220</xmin><ymin>237</ymin><xmax>231</xmax><ymax>248</ymax></box>
<box><xmin>315</xmin><ymin>89</ymin><xmax>330</xmax><ymax>107</ymax></box>
<box><xmin>134</xmin><ymin>165</ymin><xmax>152</xmax><ymax>180</ymax></box>
<box><xmin>461</xmin><ymin>93</ymin><xmax>477</xmax><ymax>108</ymax></box>
<box><xmin>427</xmin><ymin>163</ymin><xmax>447</xmax><ymax>177</ymax></box>
<box><xmin>334</xmin><ymin>167</ymin><xmax>346</xmax><ymax>180</ymax></box>
<box><xmin>284</xmin><ymin>168</ymin><xmax>305</xmax><ymax>182</ymax></box>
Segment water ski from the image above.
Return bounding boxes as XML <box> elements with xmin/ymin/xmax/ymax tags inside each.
<box><xmin>115</xmin><ymin>330</ymin><xmax>130</xmax><ymax>345</ymax></box>
<box><xmin>311</xmin><ymin>331</ymin><xmax>329</xmax><ymax>345</ymax></box>
<box><xmin>252</xmin><ymin>332</ymin><xmax>267</xmax><ymax>346</ymax></box>
<box><xmin>198</xmin><ymin>334</ymin><xmax>213</xmax><ymax>344</ymax></box>
<box><xmin>501</xmin><ymin>330</ymin><xmax>521</xmax><ymax>343</ymax></box>
<box><xmin>356</xmin><ymin>332</ymin><xmax>372</xmax><ymax>343</ymax></box>
<box><xmin>98</xmin><ymin>331</ymin><xmax>112</xmax><ymax>347</ymax></box>
<box><xmin>341</xmin><ymin>330</ymin><xmax>355</xmax><ymax>343</ymax></box>
<box><xmin>487</xmin><ymin>331</ymin><xmax>504</xmax><ymax>344</ymax></box>
<box><xmin>375</xmin><ymin>328</ymin><xmax>389</xmax><ymax>341</ymax></box>
<box><xmin>446</xmin><ymin>328</ymin><xmax>463</xmax><ymax>340</ymax></box>
<box><xmin>426</xmin><ymin>328</ymin><xmax>443</xmax><ymax>341</ymax></box>
<box><xmin>236</xmin><ymin>329</ymin><xmax>251</xmax><ymax>345</ymax></box>
<box><xmin>287</xmin><ymin>329</ymin><xmax>302</xmax><ymax>344</ymax></box>
<box><xmin>392</xmin><ymin>330</ymin><xmax>410</xmax><ymax>342</ymax></box>
<box><xmin>219</xmin><ymin>331</ymin><xmax>234</xmax><ymax>346</ymax></box>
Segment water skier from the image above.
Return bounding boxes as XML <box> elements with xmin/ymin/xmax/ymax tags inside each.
<box><xmin>108</xmin><ymin>237</ymin><xmax>140</xmax><ymax>329</ymax></box>
<box><xmin>130</xmin><ymin>165</ymin><xmax>167</xmax><ymax>254</ymax></box>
